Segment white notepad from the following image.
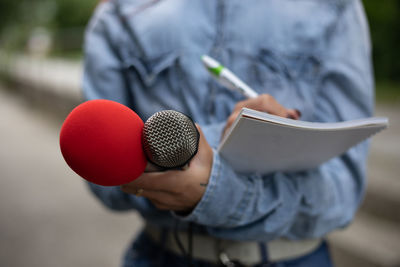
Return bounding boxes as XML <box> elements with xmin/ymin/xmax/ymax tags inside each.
<box><xmin>218</xmin><ymin>108</ymin><xmax>388</xmax><ymax>174</ymax></box>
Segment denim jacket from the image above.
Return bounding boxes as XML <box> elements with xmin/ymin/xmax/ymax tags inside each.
<box><xmin>83</xmin><ymin>0</ymin><xmax>374</xmax><ymax>241</ymax></box>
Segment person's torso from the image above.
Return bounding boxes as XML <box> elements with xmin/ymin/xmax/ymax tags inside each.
<box><xmin>109</xmin><ymin>0</ymin><xmax>342</xmax><ymax>124</ymax></box>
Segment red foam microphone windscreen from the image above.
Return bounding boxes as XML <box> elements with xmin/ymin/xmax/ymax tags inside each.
<box><xmin>59</xmin><ymin>99</ymin><xmax>147</xmax><ymax>186</ymax></box>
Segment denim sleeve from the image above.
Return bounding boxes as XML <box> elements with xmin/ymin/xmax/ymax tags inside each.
<box><xmin>82</xmin><ymin>3</ymin><xmax>146</xmax><ymax>212</ymax></box>
<box><xmin>178</xmin><ymin>0</ymin><xmax>374</xmax><ymax>241</ymax></box>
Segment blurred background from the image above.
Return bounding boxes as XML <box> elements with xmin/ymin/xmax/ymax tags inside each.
<box><xmin>0</xmin><ymin>0</ymin><xmax>399</xmax><ymax>266</ymax></box>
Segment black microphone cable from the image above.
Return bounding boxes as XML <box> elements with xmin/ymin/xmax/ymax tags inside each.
<box><xmin>173</xmin><ymin>220</ymin><xmax>194</xmax><ymax>267</ymax></box>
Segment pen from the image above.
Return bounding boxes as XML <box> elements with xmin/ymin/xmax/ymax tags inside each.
<box><xmin>201</xmin><ymin>55</ymin><xmax>259</xmax><ymax>99</ymax></box>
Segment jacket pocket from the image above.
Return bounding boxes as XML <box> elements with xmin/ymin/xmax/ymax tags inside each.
<box><xmin>126</xmin><ymin>51</ymin><xmax>180</xmax><ymax>88</ymax></box>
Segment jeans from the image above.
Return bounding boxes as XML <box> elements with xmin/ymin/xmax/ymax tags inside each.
<box><xmin>122</xmin><ymin>231</ymin><xmax>334</xmax><ymax>267</ymax></box>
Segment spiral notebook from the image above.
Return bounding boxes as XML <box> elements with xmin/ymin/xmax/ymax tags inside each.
<box><xmin>218</xmin><ymin>108</ymin><xmax>388</xmax><ymax>174</ymax></box>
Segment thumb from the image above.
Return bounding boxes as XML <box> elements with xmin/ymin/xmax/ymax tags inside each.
<box><xmin>193</xmin><ymin>124</ymin><xmax>213</xmax><ymax>166</ymax></box>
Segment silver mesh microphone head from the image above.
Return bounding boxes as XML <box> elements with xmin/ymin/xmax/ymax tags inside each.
<box><xmin>142</xmin><ymin>110</ymin><xmax>199</xmax><ymax>169</ymax></box>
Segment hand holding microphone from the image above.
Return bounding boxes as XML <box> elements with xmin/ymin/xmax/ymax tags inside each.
<box><xmin>59</xmin><ymin>99</ymin><xmax>213</xmax><ymax>211</ymax></box>
<box><xmin>121</xmin><ymin>124</ymin><xmax>212</xmax><ymax>212</ymax></box>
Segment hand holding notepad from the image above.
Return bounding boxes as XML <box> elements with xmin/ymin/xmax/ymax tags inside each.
<box><xmin>218</xmin><ymin>108</ymin><xmax>388</xmax><ymax>174</ymax></box>
<box><xmin>201</xmin><ymin>55</ymin><xmax>388</xmax><ymax>173</ymax></box>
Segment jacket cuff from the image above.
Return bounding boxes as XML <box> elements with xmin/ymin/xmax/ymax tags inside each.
<box><xmin>173</xmin><ymin>149</ymin><xmax>250</xmax><ymax>227</ymax></box>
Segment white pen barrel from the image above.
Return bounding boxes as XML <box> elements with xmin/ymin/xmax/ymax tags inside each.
<box><xmin>221</xmin><ymin>69</ymin><xmax>259</xmax><ymax>98</ymax></box>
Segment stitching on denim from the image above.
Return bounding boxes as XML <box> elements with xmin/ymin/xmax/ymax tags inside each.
<box><xmin>191</xmin><ymin>151</ymin><xmax>221</xmax><ymax>222</ymax></box>
<box><xmin>226</xmin><ymin>176</ymin><xmax>252</xmax><ymax>226</ymax></box>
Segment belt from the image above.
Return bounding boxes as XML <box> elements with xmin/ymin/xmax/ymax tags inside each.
<box><xmin>144</xmin><ymin>224</ymin><xmax>322</xmax><ymax>265</ymax></box>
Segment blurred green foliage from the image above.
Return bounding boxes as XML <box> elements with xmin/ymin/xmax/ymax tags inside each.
<box><xmin>0</xmin><ymin>0</ymin><xmax>97</xmax><ymax>54</ymax></box>
<box><xmin>375</xmin><ymin>83</ymin><xmax>400</xmax><ymax>104</ymax></box>
<box><xmin>363</xmin><ymin>0</ymin><xmax>400</xmax><ymax>83</ymax></box>
<box><xmin>0</xmin><ymin>0</ymin><xmax>97</xmax><ymax>30</ymax></box>
<box><xmin>51</xmin><ymin>0</ymin><xmax>97</xmax><ymax>29</ymax></box>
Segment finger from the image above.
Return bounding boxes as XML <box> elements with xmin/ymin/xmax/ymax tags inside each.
<box><xmin>193</xmin><ymin>124</ymin><xmax>213</xmax><ymax>168</ymax></box>
<box><xmin>227</xmin><ymin>111</ymin><xmax>240</xmax><ymax>127</ymax></box>
<box><xmin>141</xmin><ymin>190</ymin><xmax>186</xmax><ymax>210</ymax></box>
<box><xmin>120</xmin><ymin>184</ymin><xmax>195</xmax><ymax>211</ymax></box>
<box><xmin>226</xmin><ymin>94</ymin><xmax>288</xmax><ymax>131</ymax></box>
<box><xmin>287</xmin><ymin>109</ymin><xmax>301</xmax><ymax>120</ymax></box>
<box><xmin>140</xmin><ymin>189</ymin><xmax>177</xmax><ymax>201</ymax></box>
<box><xmin>144</xmin><ymin>162</ymin><xmax>161</xmax><ymax>172</ymax></box>
<box><xmin>120</xmin><ymin>185</ymin><xmax>193</xmax><ymax>211</ymax></box>
<box><xmin>223</xmin><ymin>110</ymin><xmax>240</xmax><ymax>136</ymax></box>
<box><xmin>149</xmin><ymin>198</ymin><xmax>184</xmax><ymax>211</ymax></box>
<box><xmin>234</xmin><ymin>94</ymin><xmax>290</xmax><ymax>117</ymax></box>
<box><xmin>254</xmin><ymin>94</ymin><xmax>288</xmax><ymax>117</ymax></box>
<box><xmin>121</xmin><ymin>171</ymin><xmax>183</xmax><ymax>193</ymax></box>
<box><xmin>232</xmin><ymin>99</ymin><xmax>249</xmax><ymax>113</ymax></box>
<box><xmin>120</xmin><ymin>184</ymin><xmax>144</xmax><ymax>195</ymax></box>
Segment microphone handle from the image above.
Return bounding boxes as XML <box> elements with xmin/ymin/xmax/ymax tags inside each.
<box><xmin>144</xmin><ymin>162</ymin><xmax>189</xmax><ymax>173</ymax></box>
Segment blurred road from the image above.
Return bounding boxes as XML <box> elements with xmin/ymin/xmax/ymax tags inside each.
<box><xmin>0</xmin><ymin>81</ymin><xmax>399</xmax><ymax>267</ymax></box>
<box><xmin>0</xmin><ymin>85</ymin><xmax>143</xmax><ymax>267</ymax></box>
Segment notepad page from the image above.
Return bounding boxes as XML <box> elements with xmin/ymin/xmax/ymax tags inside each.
<box><xmin>218</xmin><ymin>108</ymin><xmax>388</xmax><ymax>174</ymax></box>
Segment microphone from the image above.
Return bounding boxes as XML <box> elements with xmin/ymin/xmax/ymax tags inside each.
<box><xmin>59</xmin><ymin>99</ymin><xmax>147</xmax><ymax>186</ymax></box>
<box><xmin>142</xmin><ymin>110</ymin><xmax>199</xmax><ymax>169</ymax></box>
<box><xmin>59</xmin><ymin>100</ymin><xmax>199</xmax><ymax>186</ymax></box>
